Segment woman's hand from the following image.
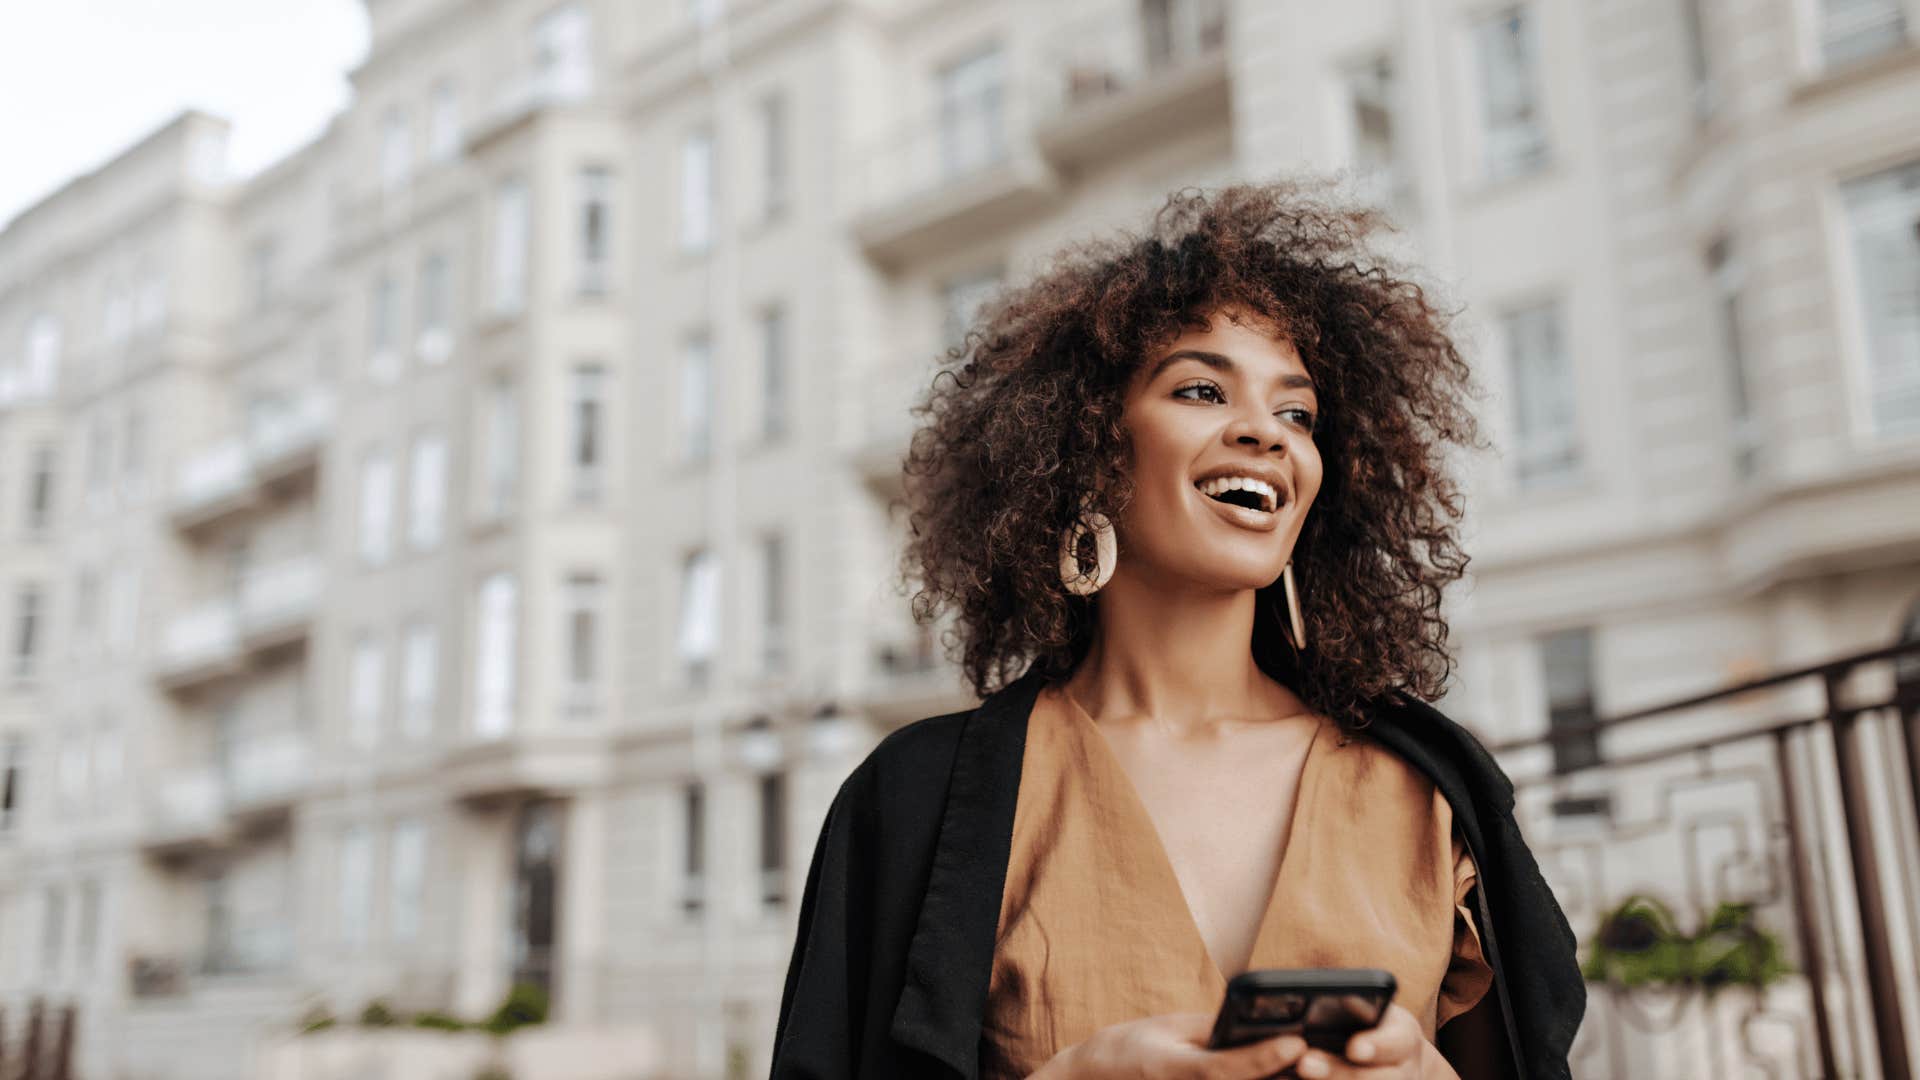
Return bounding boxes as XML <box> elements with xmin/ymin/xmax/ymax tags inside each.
<box><xmin>1032</xmin><ymin>1011</ymin><xmax>1309</xmax><ymax>1079</ymax></box>
<box><xmin>1289</xmin><ymin>1004</ymin><xmax>1458</xmax><ymax>1080</ymax></box>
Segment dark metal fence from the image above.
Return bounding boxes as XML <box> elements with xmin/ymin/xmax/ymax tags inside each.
<box><xmin>1493</xmin><ymin>638</ymin><xmax>1920</xmax><ymax>1079</ymax></box>
<box><xmin>0</xmin><ymin>999</ymin><xmax>76</xmax><ymax>1080</ymax></box>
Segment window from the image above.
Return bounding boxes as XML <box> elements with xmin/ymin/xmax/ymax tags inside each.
<box><xmin>474</xmin><ymin>572</ymin><xmax>518</xmax><ymax>737</ymax></box>
<box><xmin>683</xmin><ymin>333</ymin><xmax>713</xmax><ymax>463</ymax></box>
<box><xmin>937</xmin><ymin>45</ymin><xmax>1007</xmax><ymax>179</ymax></box>
<box><xmin>74</xmin><ymin>569</ymin><xmax>99</xmax><ymax>647</ymax></box>
<box><xmin>569</xmin><ymin>364</ymin><xmax>607</xmax><ymax>503</ymax></box>
<box><xmin>357</xmin><ymin>449</ymin><xmax>395</xmax><ymax>566</ymax></box>
<box><xmin>86</xmin><ymin>414</ymin><xmax>113</xmax><ymax>507</ymax></box>
<box><xmin>1707</xmin><ymin>237</ymin><xmax>1758</xmax><ymax>476</ymax></box>
<box><xmin>940</xmin><ymin>269</ymin><xmax>1003</xmax><ymax>352</ymax></box>
<box><xmin>1821</xmin><ymin>0</ymin><xmax>1908</xmax><ymax>68</ymax></box>
<box><xmin>381</xmin><ymin>106</ymin><xmax>411</xmax><ymax>192</ymax></box>
<box><xmin>682</xmin><ymin>781</ymin><xmax>706</xmax><ymax>914</ymax></box>
<box><xmin>25</xmin><ymin>444</ymin><xmax>55</xmax><ymax>535</ymax></box>
<box><xmin>482</xmin><ymin>380</ymin><xmax>520</xmax><ymax>519</ymax></box>
<box><xmin>428</xmin><ymin>80</ymin><xmax>461</xmax><ymax>162</ymax></box>
<box><xmin>339</xmin><ymin>825</ymin><xmax>374</xmax><ymax>948</ymax></box>
<box><xmin>107</xmin><ymin>569</ymin><xmax>137</xmax><ymax>653</ymax></box>
<box><xmin>401</xmin><ymin>621</ymin><xmax>438</xmax><ymax>740</ymax></box>
<box><xmin>369</xmin><ymin>273</ymin><xmax>401</xmax><ymax>381</ymax></box>
<box><xmin>1343</xmin><ymin>54</ymin><xmax>1409</xmax><ymax>214</ymax></box>
<box><xmin>759</xmin><ymin>92</ymin><xmax>789</xmax><ymax>220</ymax></box>
<box><xmin>92</xmin><ymin>719</ymin><xmax>123</xmax><ymax>811</ymax></box>
<box><xmin>1540</xmin><ymin>627</ymin><xmax>1606</xmax><ymax>815</ymax></box>
<box><xmin>25</xmin><ymin>314</ymin><xmax>61</xmax><ymax>396</ymax></box>
<box><xmin>2</xmin><ymin>736</ymin><xmax>24</xmax><ymax>832</ymax></box>
<box><xmin>761</xmin><ymin>532</ymin><xmax>786</xmax><ymax>674</ymax></box>
<box><xmin>41</xmin><ymin>885</ymin><xmax>65</xmax><ymax>973</ymax></box>
<box><xmin>250</xmin><ymin>236</ymin><xmax>278</xmax><ymax>312</ymax></box>
<box><xmin>350</xmin><ymin>633</ymin><xmax>386</xmax><ymax>748</ymax></box>
<box><xmin>759</xmin><ymin>771</ymin><xmax>787</xmax><ymax>907</ymax></box>
<box><xmin>1471</xmin><ymin>6</ymin><xmax>1549</xmax><ymax>182</ymax></box>
<box><xmin>416</xmin><ymin>251</ymin><xmax>451</xmax><ymax>363</ymax></box>
<box><xmin>408</xmin><ymin>432</ymin><xmax>447</xmax><ymax>552</ymax></box>
<box><xmin>76</xmin><ymin>879</ymin><xmax>100</xmax><ymax>973</ymax></box>
<box><xmin>1680</xmin><ymin>0</ymin><xmax>1716</xmax><ymax>117</ymax></box>
<box><xmin>680</xmin><ymin>129</ymin><xmax>714</xmax><ymax>254</ymax></box>
<box><xmin>564</xmin><ymin>573</ymin><xmax>602</xmax><ymax>715</ymax></box>
<box><xmin>577</xmin><ymin>166</ymin><xmax>612</xmax><ymax>295</ymax></box>
<box><xmin>204</xmin><ymin>871</ymin><xmax>235</xmax><ymax>972</ymax></box>
<box><xmin>1502</xmin><ymin>300</ymin><xmax>1579</xmax><ymax>490</ymax></box>
<box><xmin>760</xmin><ymin>306</ymin><xmax>788</xmax><ymax>440</ymax></box>
<box><xmin>688</xmin><ymin>0</ymin><xmax>726</xmax><ymax>27</ymax></box>
<box><xmin>492</xmin><ymin>177</ymin><xmax>530</xmax><ymax>316</ymax></box>
<box><xmin>532</xmin><ymin>3</ymin><xmax>593</xmax><ymax>102</ymax></box>
<box><xmin>58</xmin><ymin>731</ymin><xmax>88</xmax><ymax>810</ymax></box>
<box><xmin>12</xmin><ymin>584</ymin><xmax>44</xmax><ymax>679</ymax></box>
<box><xmin>679</xmin><ymin>549</ymin><xmax>719</xmax><ymax>688</ymax></box>
<box><xmin>122</xmin><ymin>408</ymin><xmax>145</xmax><ymax>499</ymax></box>
<box><xmin>389</xmin><ymin>819</ymin><xmax>427</xmax><ymax>943</ymax></box>
<box><xmin>1840</xmin><ymin>159</ymin><xmax>1920</xmax><ymax>437</ymax></box>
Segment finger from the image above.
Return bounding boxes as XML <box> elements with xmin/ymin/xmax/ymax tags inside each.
<box><xmin>1163</xmin><ymin>1011</ymin><xmax>1221</xmax><ymax>1044</ymax></box>
<box><xmin>1344</xmin><ymin>1003</ymin><xmax>1422</xmax><ymax>1066</ymax></box>
<box><xmin>1206</xmin><ymin>1033</ymin><xmax>1308</xmax><ymax>1078</ymax></box>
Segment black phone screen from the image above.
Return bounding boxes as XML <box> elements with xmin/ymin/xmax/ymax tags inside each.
<box><xmin>1207</xmin><ymin>968</ymin><xmax>1397</xmax><ymax>1052</ymax></box>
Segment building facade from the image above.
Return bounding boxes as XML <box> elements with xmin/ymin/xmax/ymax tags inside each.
<box><xmin>1</xmin><ymin>0</ymin><xmax>1917</xmax><ymax>1077</ymax></box>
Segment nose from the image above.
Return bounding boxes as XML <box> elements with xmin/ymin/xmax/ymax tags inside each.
<box><xmin>1225</xmin><ymin>408</ymin><xmax>1289</xmax><ymax>453</ymax></box>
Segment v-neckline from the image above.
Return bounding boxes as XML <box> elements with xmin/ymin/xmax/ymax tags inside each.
<box><xmin>1059</xmin><ymin>686</ymin><xmax>1323</xmax><ymax>992</ymax></box>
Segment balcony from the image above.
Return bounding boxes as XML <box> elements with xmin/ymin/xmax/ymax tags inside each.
<box><xmin>237</xmin><ymin>556</ymin><xmax>321</xmax><ymax>650</ymax></box>
<box><xmin>860</xmin><ymin>632</ymin><xmax>969</xmax><ymax>727</ymax></box>
<box><xmin>143</xmin><ymin>769</ymin><xmax>229</xmax><ymax>854</ymax></box>
<box><xmin>851</xmin><ymin>83</ymin><xmax>1061</xmax><ymax>267</ymax></box>
<box><xmin>155</xmin><ymin>601</ymin><xmax>244</xmax><ymax>689</ymax></box>
<box><xmin>1032</xmin><ymin>0</ymin><xmax>1230</xmax><ymax>171</ymax></box>
<box><xmin>226</xmin><ymin>733</ymin><xmax>310</xmax><ymax>813</ymax></box>
<box><xmin>442</xmin><ymin>732</ymin><xmax>608</xmax><ymax>808</ymax></box>
<box><xmin>171</xmin><ymin>439</ymin><xmax>256</xmax><ymax>529</ymax></box>
<box><xmin>170</xmin><ymin>391</ymin><xmax>332</xmax><ymax>532</ymax></box>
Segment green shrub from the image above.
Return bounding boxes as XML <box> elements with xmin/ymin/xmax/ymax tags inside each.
<box><xmin>360</xmin><ymin>999</ymin><xmax>399</xmax><ymax>1027</ymax></box>
<box><xmin>481</xmin><ymin>981</ymin><xmax>550</xmax><ymax>1036</ymax></box>
<box><xmin>297</xmin><ymin>1004</ymin><xmax>336</xmax><ymax>1035</ymax></box>
<box><xmin>412</xmin><ymin>1010</ymin><xmax>467</xmax><ymax>1031</ymax></box>
<box><xmin>1583</xmin><ymin>895</ymin><xmax>1792</xmax><ymax>993</ymax></box>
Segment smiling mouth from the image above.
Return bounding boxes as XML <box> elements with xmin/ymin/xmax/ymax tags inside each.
<box><xmin>1193</xmin><ymin>478</ymin><xmax>1283</xmax><ymax>515</ymax></box>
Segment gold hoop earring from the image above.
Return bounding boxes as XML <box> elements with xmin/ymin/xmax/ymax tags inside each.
<box><xmin>1281</xmin><ymin>561</ymin><xmax>1307</xmax><ymax>651</ymax></box>
<box><xmin>1058</xmin><ymin>498</ymin><xmax>1116</xmax><ymax>597</ymax></box>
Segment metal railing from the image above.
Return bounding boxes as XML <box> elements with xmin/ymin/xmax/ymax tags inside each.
<box><xmin>1494</xmin><ymin>638</ymin><xmax>1920</xmax><ymax>1079</ymax></box>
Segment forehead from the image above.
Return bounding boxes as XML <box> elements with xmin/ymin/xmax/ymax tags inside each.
<box><xmin>1137</xmin><ymin>310</ymin><xmax>1312</xmax><ymax>387</ymax></box>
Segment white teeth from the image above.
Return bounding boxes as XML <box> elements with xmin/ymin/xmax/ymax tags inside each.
<box><xmin>1195</xmin><ymin>476</ymin><xmax>1279</xmax><ymax>512</ymax></box>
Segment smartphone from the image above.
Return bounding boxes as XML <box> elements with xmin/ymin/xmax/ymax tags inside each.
<box><xmin>1207</xmin><ymin>968</ymin><xmax>1398</xmax><ymax>1052</ymax></box>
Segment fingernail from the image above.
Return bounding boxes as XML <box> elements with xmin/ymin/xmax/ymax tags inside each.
<box><xmin>1350</xmin><ymin>1038</ymin><xmax>1375</xmax><ymax>1062</ymax></box>
<box><xmin>1298</xmin><ymin>1054</ymin><xmax>1330</xmax><ymax>1079</ymax></box>
<box><xmin>1272</xmin><ymin>1035</ymin><xmax>1305</xmax><ymax>1057</ymax></box>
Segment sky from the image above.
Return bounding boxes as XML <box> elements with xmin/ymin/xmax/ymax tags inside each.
<box><xmin>0</xmin><ymin>1</ymin><xmax>370</xmax><ymax>229</ymax></box>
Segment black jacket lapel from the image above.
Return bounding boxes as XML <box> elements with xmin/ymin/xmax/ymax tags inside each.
<box><xmin>888</xmin><ymin>669</ymin><xmax>1042</xmax><ymax>1078</ymax></box>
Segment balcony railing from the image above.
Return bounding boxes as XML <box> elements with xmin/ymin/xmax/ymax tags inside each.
<box><xmin>1030</xmin><ymin>0</ymin><xmax>1230</xmax><ymax>169</ymax></box>
<box><xmin>237</xmin><ymin>555</ymin><xmax>321</xmax><ymax>644</ymax></box>
<box><xmin>1494</xmin><ymin>639</ymin><xmax>1920</xmax><ymax>1079</ymax></box>
<box><xmin>155</xmin><ymin>601</ymin><xmax>242</xmax><ymax>683</ymax></box>
<box><xmin>226</xmin><ymin>734</ymin><xmax>309</xmax><ymax>809</ymax></box>
<box><xmin>171</xmin><ymin>390</ymin><xmax>332</xmax><ymax>529</ymax></box>
<box><xmin>149</xmin><ymin>768</ymin><xmax>225</xmax><ymax>841</ymax></box>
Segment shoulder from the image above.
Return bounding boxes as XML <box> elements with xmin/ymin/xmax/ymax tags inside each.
<box><xmin>1358</xmin><ymin>693</ymin><xmax>1518</xmax><ymax>817</ymax></box>
<box><xmin>829</xmin><ymin>706</ymin><xmax>978</xmax><ymax>821</ymax></box>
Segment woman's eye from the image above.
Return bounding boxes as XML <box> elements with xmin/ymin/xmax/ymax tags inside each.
<box><xmin>1280</xmin><ymin>407</ymin><xmax>1318</xmax><ymax>433</ymax></box>
<box><xmin>1173</xmin><ymin>383</ymin><xmax>1225</xmax><ymax>403</ymax></box>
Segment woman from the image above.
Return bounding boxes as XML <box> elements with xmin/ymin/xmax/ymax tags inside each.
<box><xmin>771</xmin><ymin>182</ymin><xmax>1584</xmax><ymax>1079</ymax></box>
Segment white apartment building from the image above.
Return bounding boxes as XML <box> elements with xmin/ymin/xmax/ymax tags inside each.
<box><xmin>1</xmin><ymin>1</ymin><xmax>1917</xmax><ymax>1078</ymax></box>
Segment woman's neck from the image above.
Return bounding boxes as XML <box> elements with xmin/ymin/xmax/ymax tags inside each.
<box><xmin>1061</xmin><ymin>563</ymin><xmax>1304</xmax><ymax>734</ymax></box>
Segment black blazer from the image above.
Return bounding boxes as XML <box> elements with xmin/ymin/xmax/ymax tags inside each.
<box><xmin>770</xmin><ymin>667</ymin><xmax>1585</xmax><ymax>1079</ymax></box>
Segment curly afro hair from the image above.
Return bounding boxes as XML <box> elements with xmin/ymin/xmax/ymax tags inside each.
<box><xmin>898</xmin><ymin>178</ymin><xmax>1485</xmax><ymax>732</ymax></box>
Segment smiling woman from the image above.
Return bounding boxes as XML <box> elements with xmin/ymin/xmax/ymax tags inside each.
<box><xmin>770</xmin><ymin>180</ymin><xmax>1584</xmax><ymax>1080</ymax></box>
<box><xmin>900</xmin><ymin>180</ymin><xmax>1483</xmax><ymax>734</ymax></box>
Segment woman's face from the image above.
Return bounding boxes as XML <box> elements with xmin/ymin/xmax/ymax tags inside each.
<box><xmin>1113</xmin><ymin>307</ymin><xmax>1323</xmax><ymax>593</ymax></box>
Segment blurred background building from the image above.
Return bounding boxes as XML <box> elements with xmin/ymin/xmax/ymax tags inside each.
<box><xmin>0</xmin><ymin>0</ymin><xmax>1917</xmax><ymax>1077</ymax></box>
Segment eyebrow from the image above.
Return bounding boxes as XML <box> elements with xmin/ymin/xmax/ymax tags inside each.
<box><xmin>1148</xmin><ymin>348</ymin><xmax>1316</xmax><ymax>392</ymax></box>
